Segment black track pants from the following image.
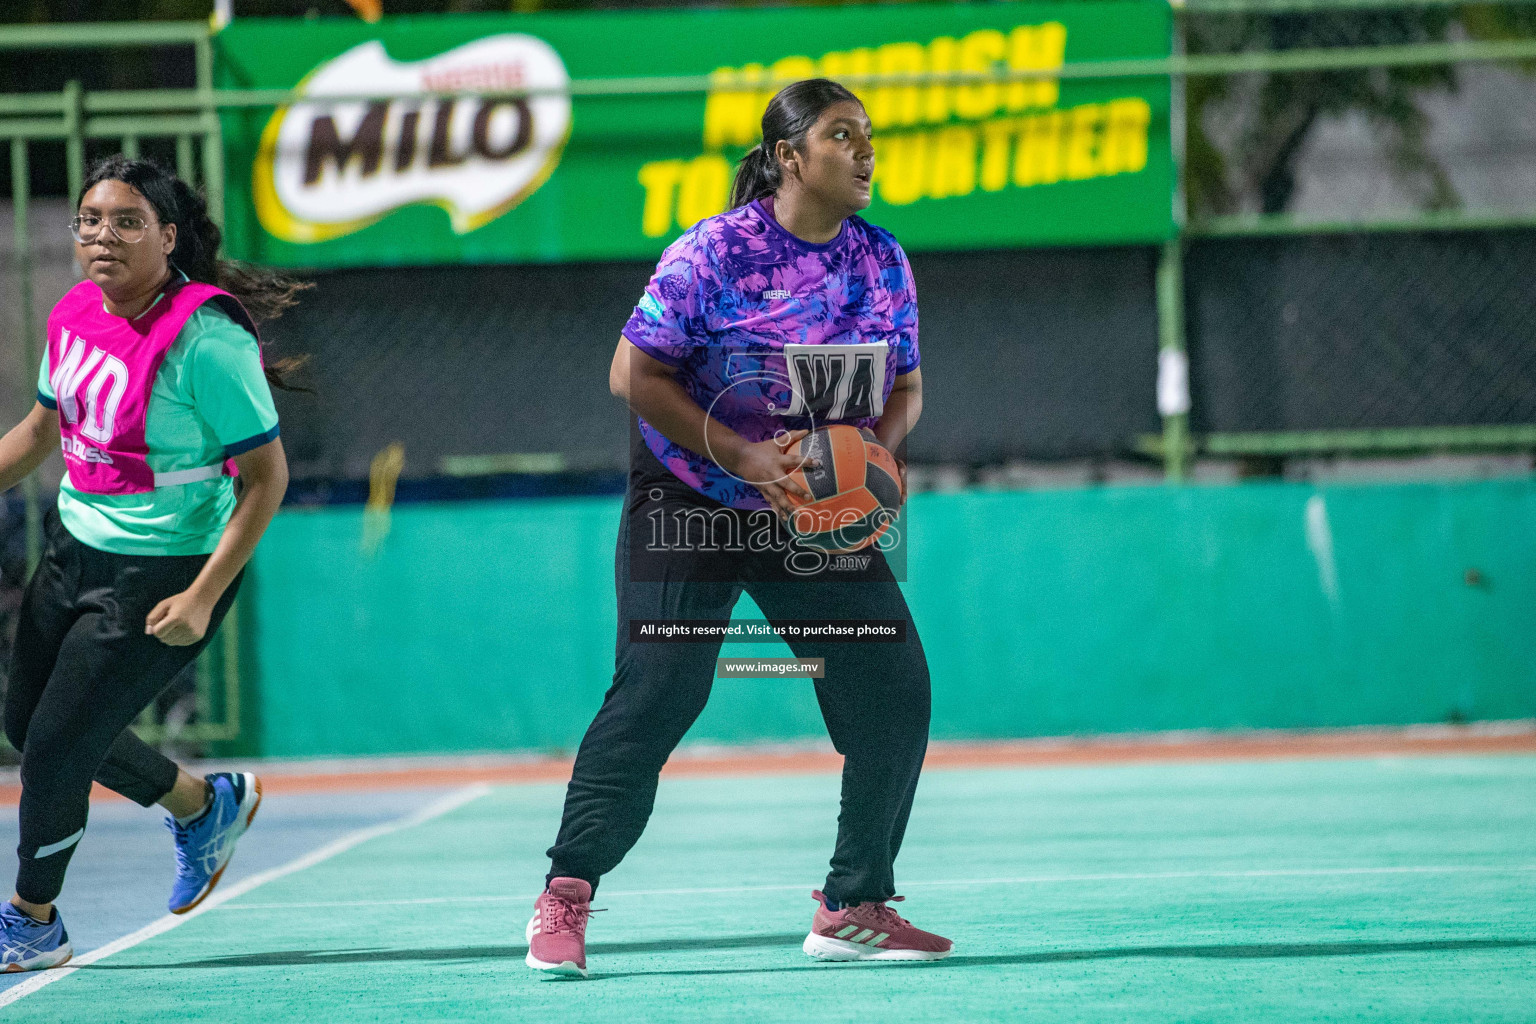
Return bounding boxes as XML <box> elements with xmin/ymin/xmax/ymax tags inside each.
<box><xmin>547</xmin><ymin>452</ymin><xmax>931</xmax><ymax>905</ymax></box>
<box><xmin>5</xmin><ymin>509</ymin><xmax>240</xmax><ymax>904</ymax></box>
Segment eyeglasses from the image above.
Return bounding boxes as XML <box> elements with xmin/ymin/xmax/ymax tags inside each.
<box><xmin>70</xmin><ymin>212</ymin><xmax>155</xmax><ymax>244</ymax></box>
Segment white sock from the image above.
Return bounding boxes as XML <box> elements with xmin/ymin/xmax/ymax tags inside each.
<box><xmin>173</xmin><ymin>786</ymin><xmax>214</xmax><ymax>826</ymax></box>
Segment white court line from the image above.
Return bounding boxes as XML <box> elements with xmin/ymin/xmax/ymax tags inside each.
<box><xmin>214</xmin><ymin>862</ymin><xmax>1536</xmax><ymax>911</ymax></box>
<box><xmin>0</xmin><ymin>783</ymin><xmax>492</xmax><ymax>1009</ymax></box>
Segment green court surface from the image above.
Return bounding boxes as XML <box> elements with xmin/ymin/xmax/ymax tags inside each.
<box><xmin>13</xmin><ymin>756</ymin><xmax>1536</xmax><ymax>1023</ymax></box>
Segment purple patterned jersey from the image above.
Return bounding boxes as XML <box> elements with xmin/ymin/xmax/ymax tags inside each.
<box><xmin>622</xmin><ymin>198</ymin><xmax>920</xmax><ymax>510</ymax></box>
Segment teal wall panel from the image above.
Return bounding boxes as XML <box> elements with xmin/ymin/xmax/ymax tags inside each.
<box><xmin>248</xmin><ymin>479</ymin><xmax>1536</xmax><ymax>756</ymax></box>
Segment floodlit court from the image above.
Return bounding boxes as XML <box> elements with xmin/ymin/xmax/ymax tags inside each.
<box><xmin>2</xmin><ymin>738</ymin><xmax>1533</xmax><ymax>1022</ymax></box>
<box><xmin>5</xmin><ymin>1</ymin><xmax>1536</xmax><ymax>1017</ymax></box>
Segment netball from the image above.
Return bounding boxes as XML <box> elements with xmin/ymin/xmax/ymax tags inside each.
<box><xmin>783</xmin><ymin>425</ymin><xmax>902</xmax><ymax>552</ymax></box>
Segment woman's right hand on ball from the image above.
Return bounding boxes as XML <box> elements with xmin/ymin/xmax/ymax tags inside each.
<box><xmin>723</xmin><ymin>430</ymin><xmax>818</xmax><ymax>520</ymax></box>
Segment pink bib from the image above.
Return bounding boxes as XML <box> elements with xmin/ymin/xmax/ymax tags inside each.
<box><xmin>46</xmin><ymin>278</ymin><xmax>260</xmax><ymax>496</ymax></box>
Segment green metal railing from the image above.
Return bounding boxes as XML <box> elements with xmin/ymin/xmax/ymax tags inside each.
<box><xmin>1</xmin><ymin>22</ymin><xmax>234</xmax><ymax>747</ymax></box>
<box><xmin>2</xmin><ymin>12</ymin><xmax>1535</xmax><ymax>508</ymax></box>
<box><xmin>1139</xmin><ymin>424</ymin><xmax>1536</xmax><ymax>458</ymax></box>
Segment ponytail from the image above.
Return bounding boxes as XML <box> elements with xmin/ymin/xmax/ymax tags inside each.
<box><xmin>729</xmin><ymin>78</ymin><xmax>862</xmax><ymax>211</ymax></box>
<box><xmin>729</xmin><ymin>143</ymin><xmax>780</xmax><ymax>210</ymax></box>
<box><xmin>79</xmin><ymin>155</ymin><xmax>313</xmax><ymax>393</ymax></box>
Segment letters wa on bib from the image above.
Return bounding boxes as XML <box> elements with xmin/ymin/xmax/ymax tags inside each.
<box><xmin>622</xmin><ymin>196</ymin><xmax>920</xmax><ymax>509</ymax></box>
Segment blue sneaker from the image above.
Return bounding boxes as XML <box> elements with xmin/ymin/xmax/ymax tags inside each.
<box><xmin>0</xmin><ymin>901</ymin><xmax>72</xmax><ymax>972</ymax></box>
<box><xmin>167</xmin><ymin>771</ymin><xmax>263</xmax><ymax>914</ymax></box>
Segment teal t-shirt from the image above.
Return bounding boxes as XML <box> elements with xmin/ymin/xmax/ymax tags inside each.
<box><xmin>38</xmin><ymin>302</ymin><xmax>280</xmax><ymax>556</ymax></box>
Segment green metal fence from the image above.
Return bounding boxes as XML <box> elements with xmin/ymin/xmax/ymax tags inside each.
<box><xmin>2</xmin><ymin>3</ymin><xmax>1535</xmax><ymax>742</ymax></box>
<box><xmin>0</xmin><ymin>22</ymin><xmax>232</xmax><ymax>747</ymax></box>
<box><xmin>1162</xmin><ymin>0</ymin><xmax>1536</xmax><ymax>476</ymax></box>
<box><xmin>5</xmin><ymin>8</ymin><xmax>1534</xmax><ymax>451</ymax></box>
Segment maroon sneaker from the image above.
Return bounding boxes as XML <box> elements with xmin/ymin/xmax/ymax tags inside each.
<box><xmin>802</xmin><ymin>890</ymin><xmax>953</xmax><ymax>961</ymax></box>
<box><xmin>526</xmin><ymin>877</ymin><xmax>593</xmax><ymax>977</ymax></box>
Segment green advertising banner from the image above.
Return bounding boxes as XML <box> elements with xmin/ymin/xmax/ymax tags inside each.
<box><xmin>216</xmin><ymin>2</ymin><xmax>1172</xmax><ymax>268</ymax></box>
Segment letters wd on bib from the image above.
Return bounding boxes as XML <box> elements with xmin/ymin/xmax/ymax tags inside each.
<box><xmin>215</xmin><ymin>1</ymin><xmax>1173</xmax><ymax>269</ymax></box>
<box><xmin>46</xmin><ymin>281</ymin><xmax>257</xmax><ymax>493</ymax></box>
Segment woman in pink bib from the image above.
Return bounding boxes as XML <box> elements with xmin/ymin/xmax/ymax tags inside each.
<box><xmin>0</xmin><ymin>157</ymin><xmax>305</xmax><ymax>971</ymax></box>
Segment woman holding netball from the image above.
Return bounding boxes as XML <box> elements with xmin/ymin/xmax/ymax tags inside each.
<box><xmin>0</xmin><ymin>156</ymin><xmax>300</xmax><ymax>970</ymax></box>
<box><xmin>528</xmin><ymin>79</ymin><xmax>947</xmax><ymax>977</ymax></box>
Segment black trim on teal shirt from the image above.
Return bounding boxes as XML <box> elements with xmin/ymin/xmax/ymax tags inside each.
<box><xmin>224</xmin><ymin>424</ymin><xmax>280</xmax><ymax>458</ymax></box>
<box><xmin>37</xmin><ymin>391</ymin><xmax>57</xmax><ymax>411</ymax></box>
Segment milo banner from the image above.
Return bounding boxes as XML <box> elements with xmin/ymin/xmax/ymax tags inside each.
<box><xmin>216</xmin><ymin>2</ymin><xmax>1172</xmax><ymax>268</ymax></box>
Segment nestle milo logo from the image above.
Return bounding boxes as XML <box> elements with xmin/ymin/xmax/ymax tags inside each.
<box><xmin>254</xmin><ymin>36</ymin><xmax>572</xmax><ymax>243</ymax></box>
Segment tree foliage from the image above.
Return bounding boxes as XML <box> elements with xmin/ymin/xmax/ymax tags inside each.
<box><xmin>1186</xmin><ymin>4</ymin><xmax>1535</xmax><ymax>218</ymax></box>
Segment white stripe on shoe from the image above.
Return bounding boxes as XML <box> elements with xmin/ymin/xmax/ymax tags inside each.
<box><xmin>523</xmin><ymin>914</ymin><xmax>586</xmax><ymax>978</ymax></box>
<box><xmin>850</xmin><ymin>929</ymin><xmax>875</xmax><ymax>944</ymax></box>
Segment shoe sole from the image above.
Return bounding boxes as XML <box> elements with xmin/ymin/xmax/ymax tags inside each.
<box><xmin>170</xmin><ymin>774</ymin><xmax>263</xmax><ymax>916</ymax></box>
<box><xmin>3</xmin><ymin>944</ymin><xmax>73</xmax><ymax>973</ymax></box>
<box><xmin>524</xmin><ymin>913</ymin><xmax>588</xmax><ymax>978</ymax></box>
<box><xmin>803</xmin><ymin>932</ymin><xmax>952</xmax><ymax>962</ymax></box>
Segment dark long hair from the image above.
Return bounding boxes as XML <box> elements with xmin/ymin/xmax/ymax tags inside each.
<box><xmin>79</xmin><ymin>155</ymin><xmax>312</xmax><ymax>392</ymax></box>
<box><xmin>729</xmin><ymin>78</ymin><xmax>862</xmax><ymax>210</ymax></box>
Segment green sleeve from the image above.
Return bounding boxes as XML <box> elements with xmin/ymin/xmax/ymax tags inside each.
<box><xmin>37</xmin><ymin>352</ymin><xmax>55</xmax><ymax>407</ymax></box>
<box><xmin>183</xmin><ymin>307</ymin><xmax>281</xmax><ymax>455</ymax></box>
